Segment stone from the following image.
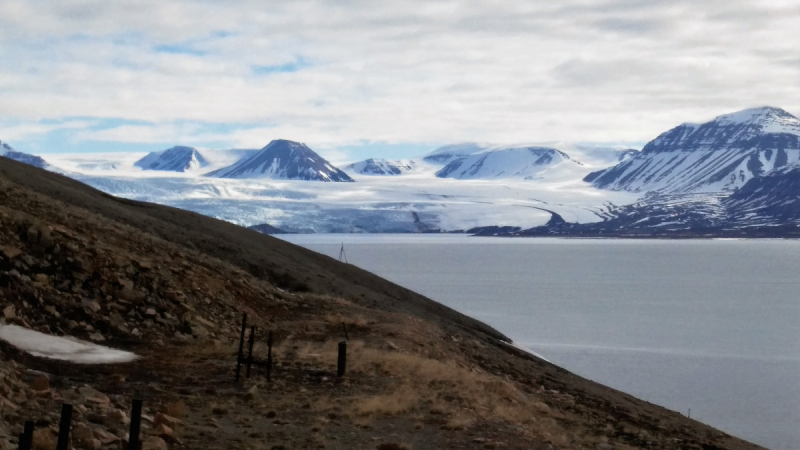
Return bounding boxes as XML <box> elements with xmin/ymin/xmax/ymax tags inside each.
<box><xmin>244</xmin><ymin>385</ymin><xmax>259</xmax><ymax>401</ymax></box>
<box><xmin>81</xmin><ymin>299</ymin><xmax>101</xmax><ymax>313</ymax></box>
<box><xmin>1</xmin><ymin>246</ymin><xmax>21</xmax><ymax>260</ymax></box>
<box><xmin>78</xmin><ymin>386</ymin><xmax>110</xmax><ymax>406</ymax></box>
<box><xmin>85</xmin><ymin>439</ymin><xmax>102</xmax><ymax>450</ymax></box>
<box><xmin>88</xmin><ymin>333</ymin><xmax>105</xmax><ymax>342</ymax></box>
<box><xmin>145</xmin><ymin>308</ymin><xmax>157</xmax><ymax>316</ymax></box>
<box><xmin>31</xmin><ymin>428</ymin><xmax>56</xmax><ymax>450</ymax></box>
<box><xmin>30</xmin><ymin>375</ymin><xmax>49</xmax><ymax>392</ymax></box>
<box><xmin>190</xmin><ymin>325</ymin><xmax>209</xmax><ymax>339</ymax></box>
<box><xmin>2</xmin><ymin>305</ymin><xmax>14</xmax><ymax>320</ymax></box>
<box><xmin>151</xmin><ymin>423</ymin><xmax>173</xmax><ymax>438</ymax></box>
<box><xmin>141</xmin><ymin>436</ymin><xmax>168</xmax><ymax>450</ymax></box>
<box><xmin>26</xmin><ymin>226</ymin><xmax>40</xmax><ymax>243</ymax></box>
<box><xmin>160</xmin><ymin>400</ymin><xmax>186</xmax><ymax>418</ymax></box>
<box><xmin>92</xmin><ymin>428</ymin><xmax>119</xmax><ymax>445</ymax></box>
<box><xmin>72</xmin><ymin>422</ymin><xmax>95</xmax><ymax>446</ymax></box>
<box><xmin>106</xmin><ymin>408</ymin><xmax>128</xmax><ymax>424</ymax></box>
<box><xmin>39</xmin><ymin>230</ymin><xmax>55</xmax><ymax>249</ymax></box>
<box><xmin>153</xmin><ymin>412</ymin><xmax>180</xmax><ymax>428</ymax></box>
<box><xmin>34</xmin><ymin>274</ymin><xmax>49</xmax><ymax>285</ymax></box>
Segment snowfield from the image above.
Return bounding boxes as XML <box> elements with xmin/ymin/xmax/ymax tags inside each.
<box><xmin>43</xmin><ymin>151</ymin><xmax>640</xmax><ymax>233</ymax></box>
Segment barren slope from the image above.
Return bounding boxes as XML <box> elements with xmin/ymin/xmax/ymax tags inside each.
<box><xmin>0</xmin><ymin>156</ymin><xmax>763</xmax><ymax>450</ymax></box>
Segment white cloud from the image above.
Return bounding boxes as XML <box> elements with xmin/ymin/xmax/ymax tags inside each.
<box><xmin>0</xmin><ymin>0</ymin><xmax>797</xmax><ymax>153</ymax></box>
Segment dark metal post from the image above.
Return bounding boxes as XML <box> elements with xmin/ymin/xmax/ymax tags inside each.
<box><xmin>246</xmin><ymin>326</ymin><xmax>256</xmax><ymax>378</ymax></box>
<box><xmin>129</xmin><ymin>398</ymin><xmax>143</xmax><ymax>450</ymax></box>
<box><xmin>235</xmin><ymin>313</ymin><xmax>247</xmax><ymax>381</ymax></box>
<box><xmin>337</xmin><ymin>341</ymin><xmax>347</xmax><ymax>377</ymax></box>
<box><xmin>19</xmin><ymin>420</ymin><xmax>34</xmax><ymax>450</ymax></box>
<box><xmin>55</xmin><ymin>404</ymin><xmax>72</xmax><ymax>450</ymax></box>
<box><xmin>267</xmin><ymin>330</ymin><xmax>273</xmax><ymax>382</ymax></box>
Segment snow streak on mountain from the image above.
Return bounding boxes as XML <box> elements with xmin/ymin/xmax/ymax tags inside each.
<box><xmin>585</xmin><ymin>107</ymin><xmax>800</xmax><ymax>193</ymax></box>
<box><xmin>0</xmin><ymin>141</ymin><xmax>48</xmax><ymax>169</ymax></box>
<box><xmin>134</xmin><ymin>146</ymin><xmax>210</xmax><ymax>172</ymax></box>
<box><xmin>345</xmin><ymin>158</ymin><xmax>416</xmax><ymax>175</ymax></box>
<box><xmin>436</xmin><ymin>146</ymin><xmax>577</xmax><ymax>180</ymax></box>
<box><xmin>206</xmin><ymin>140</ymin><xmax>354</xmax><ymax>182</ymax></box>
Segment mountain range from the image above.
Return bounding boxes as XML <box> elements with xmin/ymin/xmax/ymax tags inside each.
<box><xmin>4</xmin><ymin>106</ymin><xmax>800</xmax><ymax>235</ymax></box>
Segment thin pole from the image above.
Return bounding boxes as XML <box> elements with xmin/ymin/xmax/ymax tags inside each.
<box><xmin>129</xmin><ymin>398</ymin><xmax>143</xmax><ymax>450</ymax></box>
<box><xmin>342</xmin><ymin>322</ymin><xmax>349</xmax><ymax>341</ymax></box>
<box><xmin>235</xmin><ymin>313</ymin><xmax>247</xmax><ymax>381</ymax></box>
<box><xmin>55</xmin><ymin>404</ymin><xmax>73</xmax><ymax>450</ymax></box>
<box><xmin>267</xmin><ymin>330</ymin><xmax>273</xmax><ymax>382</ymax></box>
<box><xmin>246</xmin><ymin>326</ymin><xmax>256</xmax><ymax>378</ymax></box>
<box><xmin>19</xmin><ymin>420</ymin><xmax>34</xmax><ymax>450</ymax></box>
<box><xmin>337</xmin><ymin>341</ymin><xmax>347</xmax><ymax>377</ymax></box>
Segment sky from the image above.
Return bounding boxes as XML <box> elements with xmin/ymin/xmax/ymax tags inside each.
<box><xmin>0</xmin><ymin>0</ymin><xmax>798</xmax><ymax>163</ymax></box>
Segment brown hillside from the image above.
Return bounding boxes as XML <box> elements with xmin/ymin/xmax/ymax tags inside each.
<box><xmin>0</xmin><ymin>156</ymin><xmax>763</xmax><ymax>450</ymax></box>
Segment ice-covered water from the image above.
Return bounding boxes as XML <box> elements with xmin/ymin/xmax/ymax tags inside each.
<box><xmin>278</xmin><ymin>234</ymin><xmax>800</xmax><ymax>450</ymax></box>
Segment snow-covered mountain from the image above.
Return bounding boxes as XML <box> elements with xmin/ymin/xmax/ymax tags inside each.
<box><xmin>344</xmin><ymin>158</ymin><xmax>416</xmax><ymax>175</ymax></box>
<box><xmin>436</xmin><ymin>145</ymin><xmax>578</xmax><ymax>180</ymax></box>
<box><xmin>422</xmin><ymin>143</ymin><xmax>489</xmax><ymax>164</ymax></box>
<box><xmin>0</xmin><ymin>141</ymin><xmax>48</xmax><ymax>169</ymax></box>
<box><xmin>585</xmin><ymin>107</ymin><xmax>800</xmax><ymax>193</ymax></box>
<box><xmin>134</xmin><ymin>146</ymin><xmax>210</xmax><ymax>172</ymax></box>
<box><xmin>206</xmin><ymin>140</ymin><xmax>354</xmax><ymax>182</ymax></box>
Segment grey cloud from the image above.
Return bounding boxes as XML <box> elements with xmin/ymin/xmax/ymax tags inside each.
<box><xmin>0</xmin><ymin>0</ymin><xmax>796</xmax><ymax>149</ymax></box>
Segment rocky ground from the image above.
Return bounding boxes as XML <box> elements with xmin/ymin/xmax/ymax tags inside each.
<box><xmin>0</xmin><ymin>156</ymin><xmax>766</xmax><ymax>450</ymax></box>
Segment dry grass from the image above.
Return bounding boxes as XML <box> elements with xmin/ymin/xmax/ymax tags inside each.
<box><xmin>278</xmin><ymin>340</ymin><xmax>555</xmax><ymax>428</ymax></box>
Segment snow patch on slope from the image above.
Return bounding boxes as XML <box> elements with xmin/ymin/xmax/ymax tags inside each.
<box><xmin>0</xmin><ymin>325</ymin><xmax>137</xmax><ymax>364</ymax></box>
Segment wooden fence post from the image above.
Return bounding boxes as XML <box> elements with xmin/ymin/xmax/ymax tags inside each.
<box><xmin>246</xmin><ymin>326</ymin><xmax>256</xmax><ymax>378</ymax></box>
<box><xmin>337</xmin><ymin>341</ymin><xmax>347</xmax><ymax>377</ymax></box>
<box><xmin>55</xmin><ymin>404</ymin><xmax>72</xmax><ymax>450</ymax></box>
<box><xmin>129</xmin><ymin>398</ymin><xmax>143</xmax><ymax>450</ymax></box>
<box><xmin>18</xmin><ymin>420</ymin><xmax>33</xmax><ymax>450</ymax></box>
<box><xmin>267</xmin><ymin>330</ymin><xmax>273</xmax><ymax>382</ymax></box>
<box><xmin>235</xmin><ymin>313</ymin><xmax>247</xmax><ymax>381</ymax></box>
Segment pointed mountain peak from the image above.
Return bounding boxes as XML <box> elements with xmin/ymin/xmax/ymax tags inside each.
<box><xmin>207</xmin><ymin>139</ymin><xmax>353</xmax><ymax>182</ymax></box>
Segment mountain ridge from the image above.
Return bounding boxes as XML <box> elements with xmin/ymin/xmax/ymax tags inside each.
<box><xmin>585</xmin><ymin>106</ymin><xmax>800</xmax><ymax>193</ymax></box>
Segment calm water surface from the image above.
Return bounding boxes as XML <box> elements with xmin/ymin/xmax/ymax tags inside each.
<box><xmin>278</xmin><ymin>234</ymin><xmax>800</xmax><ymax>450</ymax></box>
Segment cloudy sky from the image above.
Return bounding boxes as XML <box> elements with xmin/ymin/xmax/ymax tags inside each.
<box><xmin>0</xmin><ymin>0</ymin><xmax>798</xmax><ymax>162</ymax></box>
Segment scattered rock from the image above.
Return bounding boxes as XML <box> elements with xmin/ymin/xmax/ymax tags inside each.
<box><xmin>1</xmin><ymin>246</ymin><xmax>21</xmax><ymax>260</ymax></box>
<box><xmin>2</xmin><ymin>305</ymin><xmax>15</xmax><ymax>320</ymax></box>
<box><xmin>78</xmin><ymin>386</ymin><xmax>110</xmax><ymax>406</ymax></box>
<box><xmin>141</xmin><ymin>436</ymin><xmax>168</xmax><ymax>450</ymax></box>
<box><xmin>81</xmin><ymin>299</ymin><xmax>101</xmax><ymax>313</ymax></box>
<box><xmin>30</xmin><ymin>375</ymin><xmax>49</xmax><ymax>392</ymax></box>
<box><xmin>153</xmin><ymin>412</ymin><xmax>180</xmax><ymax>428</ymax></box>
<box><xmin>88</xmin><ymin>333</ymin><xmax>105</xmax><ymax>342</ymax></box>
<box><xmin>31</xmin><ymin>428</ymin><xmax>56</xmax><ymax>450</ymax></box>
<box><xmin>106</xmin><ymin>408</ymin><xmax>128</xmax><ymax>425</ymax></box>
<box><xmin>190</xmin><ymin>325</ymin><xmax>209</xmax><ymax>339</ymax></box>
<box><xmin>151</xmin><ymin>423</ymin><xmax>174</xmax><ymax>439</ymax></box>
<box><xmin>72</xmin><ymin>422</ymin><xmax>95</xmax><ymax>447</ymax></box>
<box><xmin>244</xmin><ymin>385</ymin><xmax>259</xmax><ymax>401</ymax></box>
<box><xmin>160</xmin><ymin>400</ymin><xmax>186</xmax><ymax>418</ymax></box>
